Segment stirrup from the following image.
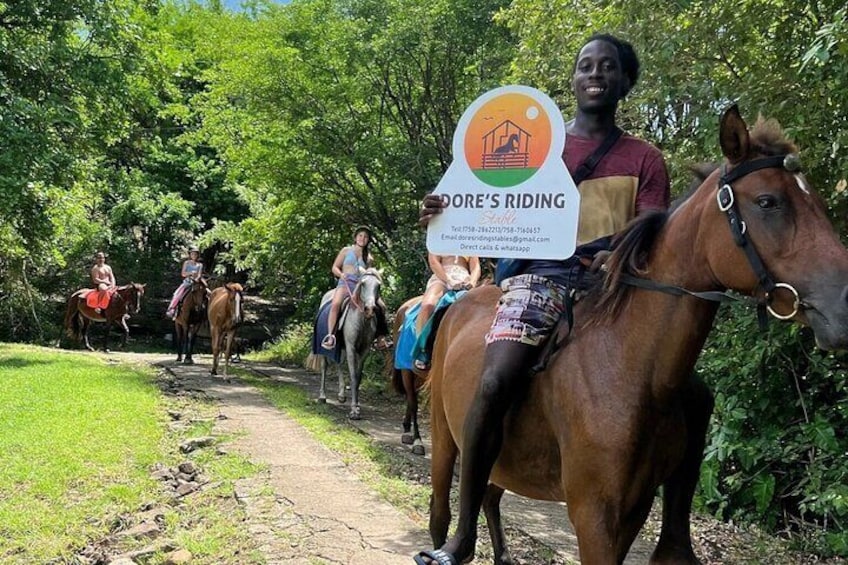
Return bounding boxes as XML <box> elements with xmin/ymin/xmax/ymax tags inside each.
<box><xmin>321</xmin><ymin>334</ymin><xmax>336</xmax><ymax>349</ymax></box>
<box><xmin>414</xmin><ymin>359</ymin><xmax>430</xmax><ymax>371</ymax></box>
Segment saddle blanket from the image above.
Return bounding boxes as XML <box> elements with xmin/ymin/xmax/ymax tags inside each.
<box><xmin>312</xmin><ymin>300</ymin><xmax>343</xmax><ymax>363</ymax></box>
<box><xmin>394</xmin><ymin>290</ymin><xmax>465</xmax><ymax>371</ymax></box>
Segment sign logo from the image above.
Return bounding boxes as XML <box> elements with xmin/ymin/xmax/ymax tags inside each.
<box><xmin>464</xmin><ymin>93</ymin><xmax>552</xmax><ymax>188</ymax></box>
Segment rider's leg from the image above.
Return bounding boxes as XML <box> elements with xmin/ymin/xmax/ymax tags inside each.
<box><xmin>415</xmin><ymin>284</ymin><xmax>444</xmax><ymax>337</ymax></box>
<box><xmin>437</xmin><ymin>340</ymin><xmax>536</xmax><ymax>562</ymax></box>
<box><xmin>166</xmin><ymin>283</ymin><xmax>187</xmax><ymax>318</ymax></box>
<box><xmin>323</xmin><ymin>286</ymin><xmax>344</xmax><ymax>348</ymax></box>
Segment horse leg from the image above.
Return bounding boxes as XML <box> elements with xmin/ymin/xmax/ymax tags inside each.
<box><xmin>209</xmin><ymin>325</ymin><xmax>219</xmax><ymax>374</ymax></box>
<box><xmin>482</xmin><ymin>484</ymin><xmax>513</xmax><ymax>565</ymax></box>
<box><xmin>175</xmin><ymin>324</ymin><xmax>184</xmax><ymax>362</ymax></box>
<box><xmin>82</xmin><ymin>319</ymin><xmax>94</xmax><ymax>351</ymax></box>
<box><xmin>401</xmin><ymin>369</ymin><xmax>415</xmax><ymax>444</ymax></box>
<box><xmin>650</xmin><ymin>377</ymin><xmax>713</xmax><ymax>565</ymax></box>
<box><xmin>119</xmin><ymin>315</ymin><xmax>130</xmax><ymax>349</ymax></box>
<box><xmin>429</xmin><ymin>389</ymin><xmax>459</xmax><ymax>549</ymax></box>
<box><xmin>223</xmin><ymin>330</ymin><xmax>235</xmax><ymax>377</ymax></box>
<box><xmin>336</xmin><ymin>357</ymin><xmax>346</xmax><ymax>404</ymax></box>
<box><xmin>567</xmin><ymin>495</ymin><xmax>626</xmax><ymax>565</ymax></box>
<box><xmin>404</xmin><ymin>370</ymin><xmax>425</xmax><ymax>455</ymax></box>
<box><xmin>347</xmin><ymin>347</ymin><xmax>361</xmax><ymax>420</ymax></box>
<box><xmin>317</xmin><ymin>357</ymin><xmax>328</xmax><ymax>403</ymax></box>
<box><xmin>102</xmin><ymin>319</ymin><xmax>110</xmax><ymax>352</ymax></box>
<box><xmin>184</xmin><ymin>326</ymin><xmax>195</xmax><ymax>365</ymax></box>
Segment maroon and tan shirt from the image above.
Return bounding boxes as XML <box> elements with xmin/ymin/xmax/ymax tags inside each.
<box><xmin>524</xmin><ymin>132</ymin><xmax>670</xmax><ymax>286</ymax></box>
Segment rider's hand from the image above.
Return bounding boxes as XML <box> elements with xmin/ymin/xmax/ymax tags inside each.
<box><xmin>589</xmin><ymin>250</ymin><xmax>612</xmax><ymax>272</ymax></box>
<box><xmin>419</xmin><ymin>194</ymin><xmax>447</xmax><ymax>227</ymax></box>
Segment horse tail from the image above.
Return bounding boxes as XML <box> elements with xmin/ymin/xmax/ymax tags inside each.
<box><xmin>305</xmin><ymin>353</ymin><xmax>323</xmax><ymax>372</ymax></box>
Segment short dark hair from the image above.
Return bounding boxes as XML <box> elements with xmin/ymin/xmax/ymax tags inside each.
<box><xmin>577</xmin><ymin>33</ymin><xmax>640</xmax><ymax>96</ymax></box>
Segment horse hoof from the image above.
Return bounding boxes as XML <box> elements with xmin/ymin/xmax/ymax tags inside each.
<box><xmin>317</xmin><ymin>397</ymin><xmax>327</xmax><ymax>404</ymax></box>
<box><xmin>184</xmin><ymin>359</ymin><xmax>194</xmax><ymax>365</ymax></box>
<box><xmin>401</xmin><ymin>433</ymin><xmax>414</xmax><ymax>445</ymax></box>
<box><xmin>349</xmin><ymin>409</ymin><xmax>361</xmax><ymax>420</ymax></box>
<box><xmin>210</xmin><ymin>370</ymin><xmax>217</xmax><ymax>376</ymax></box>
<box><xmin>338</xmin><ymin>396</ymin><xmax>347</xmax><ymax>404</ymax></box>
<box><xmin>412</xmin><ymin>444</ymin><xmax>425</xmax><ymax>456</ymax></box>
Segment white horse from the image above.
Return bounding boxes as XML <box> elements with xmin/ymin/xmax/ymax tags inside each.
<box><xmin>314</xmin><ymin>268</ymin><xmax>383</xmax><ymax>420</ymax></box>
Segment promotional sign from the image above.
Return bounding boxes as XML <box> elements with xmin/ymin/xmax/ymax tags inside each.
<box><xmin>426</xmin><ymin>85</ymin><xmax>578</xmax><ymax>259</ymax></box>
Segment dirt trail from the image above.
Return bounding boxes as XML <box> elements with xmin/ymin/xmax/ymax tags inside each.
<box><xmin>142</xmin><ymin>352</ymin><xmax>658</xmax><ymax>565</ymax></box>
<box><xmin>157</xmin><ymin>358</ymin><xmax>430</xmax><ymax>564</ymax></box>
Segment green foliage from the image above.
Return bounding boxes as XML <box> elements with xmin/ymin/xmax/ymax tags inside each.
<box><xmin>250</xmin><ymin>321</ymin><xmax>313</xmax><ymax>366</ymax></box>
<box><xmin>696</xmin><ymin>303</ymin><xmax>848</xmax><ymax>554</ymax></box>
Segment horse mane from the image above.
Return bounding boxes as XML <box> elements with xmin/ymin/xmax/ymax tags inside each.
<box><xmin>589</xmin><ymin>210</ymin><xmax>670</xmax><ymax>322</ymax></box>
<box><xmin>749</xmin><ymin>115</ymin><xmax>797</xmax><ymax>156</ymax></box>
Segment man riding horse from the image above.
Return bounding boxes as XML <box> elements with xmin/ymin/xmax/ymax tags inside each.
<box><xmin>414</xmin><ymin>33</ymin><xmax>670</xmax><ymax>565</ymax></box>
<box><xmin>86</xmin><ymin>251</ymin><xmax>116</xmax><ymax>314</ymax></box>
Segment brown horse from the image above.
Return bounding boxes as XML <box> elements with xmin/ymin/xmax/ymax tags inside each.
<box><xmin>174</xmin><ymin>279</ymin><xmax>209</xmax><ymax>364</ymax></box>
<box><xmin>423</xmin><ymin>105</ymin><xmax>848</xmax><ymax>564</ymax></box>
<box><xmin>64</xmin><ymin>283</ymin><xmax>146</xmax><ymax>352</ymax></box>
<box><xmin>208</xmin><ymin>282</ymin><xmax>244</xmax><ymax>376</ymax></box>
<box><xmin>391</xmin><ymin>295</ymin><xmax>428</xmax><ymax>455</ymax></box>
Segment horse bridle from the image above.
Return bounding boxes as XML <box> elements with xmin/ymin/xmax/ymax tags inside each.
<box><xmin>347</xmin><ymin>271</ymin><xmax>381</xmax><ymax>312</ymax></box>
<box><xmin>621</xmin><ymin>153</ymin><xmax>806</xmax><ymax>324</ymax></box>
<box><xmin>716</xmin><ymin>153</ymin><xmax>804</xmax><ymax>321</ymax></box>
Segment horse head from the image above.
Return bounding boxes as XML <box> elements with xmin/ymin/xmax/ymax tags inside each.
<box><xmin>124</xmin><ymin>282</ymin><xmax>146</xmax><ymax>314</ymax></box>
<box><xmin>187</xmin><ymin>279</ymin><xmax>209</xmax><ymax>313</ymax></box>
<box><xmin>644</xmin><ymin>105</ymin><xmax>848</xmax><ymax>350</ymax></box>
<box><xmin>225</xmin><ymin>282</ymin><xmax>245</xmax><ymax>325</ymax></box>
<box><xmin>356</xmin><ymin>268</ymin><xmax>382</xmax><ymax>319</ymax></box>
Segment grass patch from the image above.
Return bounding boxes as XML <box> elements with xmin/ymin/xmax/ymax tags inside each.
<box><xmin>247</xmin><ymin>322</ymin><xmax>312</xmax><ymax>366</ymax></box>
<box><xmin>0</xmin><ymin>344</ymin><xmax>266</xmax><ymax>564</ymax></box>
<box><xmin>0</xmin><ymin>344</ymin><xmax>164</xmax><ymax>561</ymax></box>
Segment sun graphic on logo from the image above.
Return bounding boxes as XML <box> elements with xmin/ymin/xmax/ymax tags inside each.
<box><xmin>463</xmin><ymin>93</ymin><xmax>552</xmax><ymax>188</ymax></box>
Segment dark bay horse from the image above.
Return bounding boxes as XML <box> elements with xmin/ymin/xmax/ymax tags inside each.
<box><xmin>208</xmin><ymin>282</ymin><xmax>244</xmax><ymax>376</ymax></box>
<box><xmin>64</xmin><ymin>283</ymin><xmax>146</xmax><ymax>352</ymax></box>
<box><xmin>423</xmin><ymin>106</ymin><xmax>848</xmax><ymax>564</ymax></box>
<box><xmin>314</xmin><ymin>268</ymin><xmax>383</xmax><ymax>420</ymax></box>
<box><xmin>174</xmin><ymin>279</ymin><xmax>208</xmax><ymax>364</ymax></box>
<box><xmin>392</xmin><ymin>295</ymin><xmax>428</xmax><ymax>455</ymax></box>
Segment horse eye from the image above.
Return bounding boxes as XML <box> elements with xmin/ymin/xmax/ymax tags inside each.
<box><xmin>757</xmin><ymin>195</ymin><xmax>778</xmax><ymax>209</ymax></box>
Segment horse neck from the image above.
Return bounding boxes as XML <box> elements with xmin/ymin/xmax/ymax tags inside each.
<box><xmin>604</xmin><ymin>197</ymin><xmax>721</xmax><ymax>399</ymax></box>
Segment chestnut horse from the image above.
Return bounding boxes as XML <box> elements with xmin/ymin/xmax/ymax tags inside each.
<box><xmin>423</xmin><ymin>106</ymin><xmax>848</xmax><ymax>564</ymax></box>
<box><xmin>208</xmin><ymin>282</ymin><xmax>244</xmax><ymax>376</ymax></box>
<box><xmin>64</xmin><ymin>283</ymin><xmax>146</xmax><ymax>352</ymax></box>
<box><xmin>392</xmin><ymin>295</ymin><xmax>427</xmax><ymax>455</ymax></box>
<box><xmin>174</xmin><ymin>279</ymin><xmax>209</xmax><ymax>365</ymax></box>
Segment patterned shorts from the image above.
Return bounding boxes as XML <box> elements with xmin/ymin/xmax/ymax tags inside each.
<box><xmin>484</xmin><ymin>274</ymin><xmax>568</xmax><ymax>346</ymax></box>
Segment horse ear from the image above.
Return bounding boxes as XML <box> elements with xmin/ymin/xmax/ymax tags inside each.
<box><xmin>719</xmin><ymin>104</ymin><xmax>750</xmax><ymax>164</ymax></box>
